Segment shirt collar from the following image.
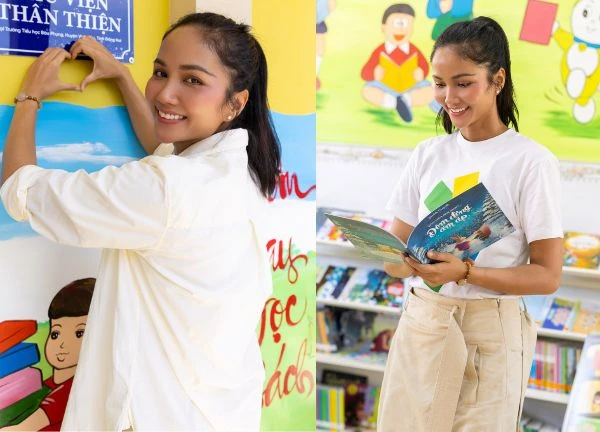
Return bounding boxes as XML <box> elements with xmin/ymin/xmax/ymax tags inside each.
<box><xmin>172</xmin><ymin>128</ymin><xmax>248</xmax><ymax>157</ymax></box>
<box><xmin>385</xmin><ymin>40</ymin><xmax>410</xmax><ymax>54</ymax></box>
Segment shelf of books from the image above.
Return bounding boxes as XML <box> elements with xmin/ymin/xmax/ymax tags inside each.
<box><xmin>317</xmin><ymin>210</ymin><xmax>600</xmax><ymax>428</ymax></box>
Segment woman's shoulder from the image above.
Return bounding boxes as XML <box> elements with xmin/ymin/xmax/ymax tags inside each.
<box><xmin>508</xmin><ymin>130</ymin><xmax>558</xmax><ymax>164</ymax></box>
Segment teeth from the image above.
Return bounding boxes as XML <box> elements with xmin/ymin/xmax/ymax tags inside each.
<box><xmin>450</xmin><ymin>107</ymin><xmax>466</xmax><ymax>113</ymax></box>
<box><xmin>158</xmin><ymin>110</ymin><xmax>184</xmax><ymax>120</ymax></box>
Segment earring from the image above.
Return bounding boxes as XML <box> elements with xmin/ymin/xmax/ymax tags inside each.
<box><xmin>227</xmin><ymin>115</ymin><xmax>233</xmax><ymax>120</ymax></box>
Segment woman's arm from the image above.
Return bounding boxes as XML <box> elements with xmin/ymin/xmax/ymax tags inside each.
<box><xmin>383</xmin><ymin>217</ymin><xmax>416</xmax><ymax>278</ymax></box>
<box><xmin>69</xmin><ymin>37</ymin><xmax>159</xmax><ymax>154</ymax></box>
<box><xmin>1</xmin><ymin>48</ymin><xmax>77</xmax><ymax>185</ymax></box>
<box><xmin>404</xmin><ymin>237</ymin><xmax>563</xmax><ymax>295</ymax></box>
<box><xmin>0</xmin><ymin>408</ymin><xmax>50</xmax><ymax>431</ymax></box>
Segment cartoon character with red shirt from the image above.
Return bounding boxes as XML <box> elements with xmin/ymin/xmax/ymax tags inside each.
<box><xmin>0</xmin><ymin>279</ymin><xmax>94</xmax><ymax>432</ymax></box>
<box><xmin>361</xmin><ymin>3</ymin><xmax>440</xmax><ymax>122</ymax></box>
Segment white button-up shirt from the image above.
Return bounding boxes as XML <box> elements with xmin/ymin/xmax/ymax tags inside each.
<box><xmin>1</xmin><ymin>128</ymin><xmax>272</xmax><ymax>431</ymax></box>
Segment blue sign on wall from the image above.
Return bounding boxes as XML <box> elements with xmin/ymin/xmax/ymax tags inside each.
<box><xmin>0</xmin><ymin>0</ymin><xmax>134</xmax><ymax>63</ymax></box>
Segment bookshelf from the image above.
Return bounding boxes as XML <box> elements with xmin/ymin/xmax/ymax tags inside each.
<box><xmin>316</xmin><ymin>238</ymin><xmax>596</xmax><ymax>423</ymax></box>
<box><xmin>317</xmin><ymin>352</ymin><xmax>571</xmax><ymax>405</ymax></box>
<box><xmin>318</xmin><ymin>240</ymin><xmax>600</xmax><ymax>288</ymax></box>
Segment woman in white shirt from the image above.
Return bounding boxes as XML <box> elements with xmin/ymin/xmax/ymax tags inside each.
<box><xmin>1</xmin><ymin>12</ymin><xmax>280</xmax><ymax>431</ymax></box>
<box><xmin>378</xmin><ymin>17</ymin><xmax>563</xmax><ymax>431</ymax></box>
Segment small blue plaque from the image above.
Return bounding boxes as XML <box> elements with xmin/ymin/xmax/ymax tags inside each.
<box><xmin>0</xmin><ymin>0</ymin><xmax>134</xmax><ymax>63</ymax></box>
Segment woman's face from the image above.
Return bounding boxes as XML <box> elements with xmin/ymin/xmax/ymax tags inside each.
<box><xmin>145</xmin><ymin>26</ymin><xmax>235</xmax><ymax>150</ymax></box>
<box><xmin>431</xmin><ymin>46</ymin><xmax>504</xmax><ymax>141</ymax></box>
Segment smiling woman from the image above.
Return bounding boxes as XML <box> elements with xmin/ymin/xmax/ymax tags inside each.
<box><xmin>378</xmin><ymin>16</ymin><xmax>564</xmax><ymax>431</ymax></box>
<box><xmin>0</xmin><ymin>11</ymin><xmax>282</xmax><ymax>432</ymax></box>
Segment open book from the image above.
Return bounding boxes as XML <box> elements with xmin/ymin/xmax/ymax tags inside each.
<box><xmin>326</xmin><ymin>183</ymin><xmax>515</xmax><ymax>264</ymax></box>
<box><xmin>379</xmin><ymin>52</ymin><xmax>418</xmax><ymax>93</ymax></box>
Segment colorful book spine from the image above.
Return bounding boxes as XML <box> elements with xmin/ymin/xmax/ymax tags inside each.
<box><xmin>528</xmin><ymin>340</ymin><xmax>580</xmax><ymax>394</ymax></box>
<box><xmin>0</xmin><ymin>367</ymin><xmax>42</xmax><ymax>410</ymax></box>
<box><xmin>0</xmin><ymin>343</ymin><xmax>40</xmax><ymax>379</ymax></box>
<box><xmin>0</xmin><ymin>320</ymin><xmax>37</xmax><ymax>355</ymax></box>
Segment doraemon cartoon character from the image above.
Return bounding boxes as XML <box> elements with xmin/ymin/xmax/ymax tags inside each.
<box><xmin>553</xmin><ymin>0</ymin><xmax>600</xmax><ymax>123</ymax></box>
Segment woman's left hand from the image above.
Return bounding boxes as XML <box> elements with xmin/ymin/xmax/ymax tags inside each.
<box><xmin>404</xmin><ymin>251</ymin><xmax>468</xmax><ymax>286</ymax></box>
<box><xmin>21</xmin><ymin>48</ymin><xmax>79</xmax><ymax>100</ymax></box>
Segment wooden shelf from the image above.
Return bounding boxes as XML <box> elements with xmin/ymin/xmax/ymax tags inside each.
<box><xmin>317</xmin><ymin>298</ymin><xmax>402</xmax><ymax>316</ymax></box>
<box><xmin>317</xmin><ymin>353</ymin><xmax>570</xmax><ymax>405</ymax></box>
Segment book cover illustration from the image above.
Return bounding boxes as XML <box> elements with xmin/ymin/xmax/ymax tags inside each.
<box><xmin>327</xmin><ymin>183</ymin><xmax>515</xmax><ymax>265</ymax></box>
<box><xmin>343</xmin><ymin>268</ymin><xmax>404</xmax><ymax>308</ymax></box>
<box><xmin>317</xmin><ymin>265</ymin><xmax>356</xmax><ymax>300</ymax></box>
<box><xmin>542</xmin><ymin>297</ymin><xmax>579</xmax><ymax>331</ymax></box>
<box><xmin>573</xmin><ymin>301</ymin><xmax>600</xmax><ymax>334</ymax></box>
<box><xmin>522</xmin><ymin>295</ymin><xmax>553</xmax><ymax>325</ymax></box>
<box><xmin>318</xmin><ymin>211</ymin><xmax>390</xmax><ymax>244</ymax></box>
<box><xmin>563</xmin><ymin>334</ymin><xmax>600</xmax><ymax>431</ymax></box>
<box><xmin>379</xmin><ymin>52</ymin><xmax>418</xmax><ymax>93</ymax></box>
<box><xmin>316</xmin><ymin>307</ymin><xmax>340</xmax><ymax>354</ymax></box>
<box><xmin>563</xmin><ymin>231</ymin><xmax>600</xmax><ymax>270</ymax></box>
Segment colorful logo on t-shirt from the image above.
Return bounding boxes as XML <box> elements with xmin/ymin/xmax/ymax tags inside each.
<box><xmin>422</xmin><ymin>171</ymin><xmax>480</xmax><ymax>291</ymax></box>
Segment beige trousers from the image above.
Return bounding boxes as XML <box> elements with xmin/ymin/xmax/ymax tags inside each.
<box><xmin>378</xmin><ymin>288</ymin><xmax>537</xmax><ymax>432</ymax></box>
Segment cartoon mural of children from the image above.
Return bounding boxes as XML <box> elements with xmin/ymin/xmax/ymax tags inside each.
<box><xmin>552</xmin><ymin>0</ymin><xmax>600</xmax><ymax>124</ymax></box>
<box><xmin>361</xmin><ymin>4</ymin><xmax>439</xmax><ymax>123</ymax></box>
<box><xmin>427</xmin><ymin>0</ymin><xmax>474</xmax><ymax>40</ymax></box>
<box><xmin>317</xmin><ymin>0</ymin><xmax>336</xmax><ymax>90</ymax></box>
<box><xmin>1</xmin><ymin>278</ymin><xmax>94</xmax><ymax>432</ymax></box>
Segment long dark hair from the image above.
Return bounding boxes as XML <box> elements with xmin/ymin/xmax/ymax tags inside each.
<box><xmin>164</xmin><ymin>13</ymin><xmax>281</xmax><ymax>197</ymax></box>
<box><xmin>430</xmin><ymin>16</ymin><xmax>519</xmax><ymax>134</ymax></box>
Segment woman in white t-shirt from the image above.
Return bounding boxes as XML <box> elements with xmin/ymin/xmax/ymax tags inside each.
<box><xmin>378</xmin><ymin>17</ymin><xmax>563</xmax><ymax>431</ymax></box>
<box><xmin>1</xmin><ymin>13</ymin><xmax>280</xmax><ymax>431</ymax></box>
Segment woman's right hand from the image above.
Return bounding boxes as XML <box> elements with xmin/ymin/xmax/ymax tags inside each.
<box><xmin>69</xmin><ymin>36</ymin><xmax>126</xmax><ymax>90</ymax></box>
<box><xmin>20</xmin><ymin>48</ymin><xmax>79</xmax><ymax>100</ymax></box>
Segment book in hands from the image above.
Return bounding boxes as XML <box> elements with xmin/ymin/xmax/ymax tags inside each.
<box><xmin>326</xmin><ymin>183</ymin><xmax>515</xmax><ymax>264</ymax></box>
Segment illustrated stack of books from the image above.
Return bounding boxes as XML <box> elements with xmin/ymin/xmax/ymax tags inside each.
<box><xmin>317</xmin><ymin>265</ymin><xmax>405</xmax><ymax>309</ymax></box>
<box><xmin>528</xmin><ymin>339</ymin><xmax>581</xmax><ymax>394</ymax></box>
<box><xmin>317</xmin><ymin>370</ymin><xmax>380</xmax><ymax>431</ymax></box>
<box><xmin>563</xmin><ymin>231</ymin><xmax>600</xmax><ymax>270</ymax></box>
<box><xmin>0</xmin><ymin>320</ymin><xmax>49</xmax><ymax>427</ymax></box>
<box><xmin>524</xmin><ymin>295</ymin><xmax>600</xmax><ymax>335</ymax></box>
<box><xmin>520</xmin><ymin>416</ymin><xmax>559</xmax><ymax>432</ymax></box>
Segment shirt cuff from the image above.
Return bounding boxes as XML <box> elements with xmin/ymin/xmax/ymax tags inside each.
<box><xmin>0</xmin><ymin>165</ymin><xmax>46</xmax><ymax>222</ymax></box>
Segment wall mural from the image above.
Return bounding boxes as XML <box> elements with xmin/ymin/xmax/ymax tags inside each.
<box><xmin>316</xmin><ymin>0</ymin><xmax>600</xmax><ymax>163</ymax></box>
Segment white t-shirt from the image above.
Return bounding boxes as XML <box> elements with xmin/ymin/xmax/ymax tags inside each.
<box><xmin>386</xmin><ymin>129</ymin><xmax>563</xmax><ymax>298</ymax></box>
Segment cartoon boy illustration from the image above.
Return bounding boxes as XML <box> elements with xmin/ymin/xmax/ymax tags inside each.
<box><xmin>361</xmin><ymin>4</ymin><xmax>440</xmax><ymax>123</ymax></box>
<box><xmin>1</xmin><ymin>278</ymin><xmax>95</xmax><ymax>431</ymax></box>
<box><xmin>552</xmin><ymin>0</ymin><xmax>600</xmax><ymax>124</ymax></box>
<box><xmin>317</xmin><ymin>0</ymin><xmax>336</xmax><ymax>90</ymax></box>
<box><xmin>427</xmin><ymin>0</ymin><xmax>474</xmax><ymax>40</ymax></box>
